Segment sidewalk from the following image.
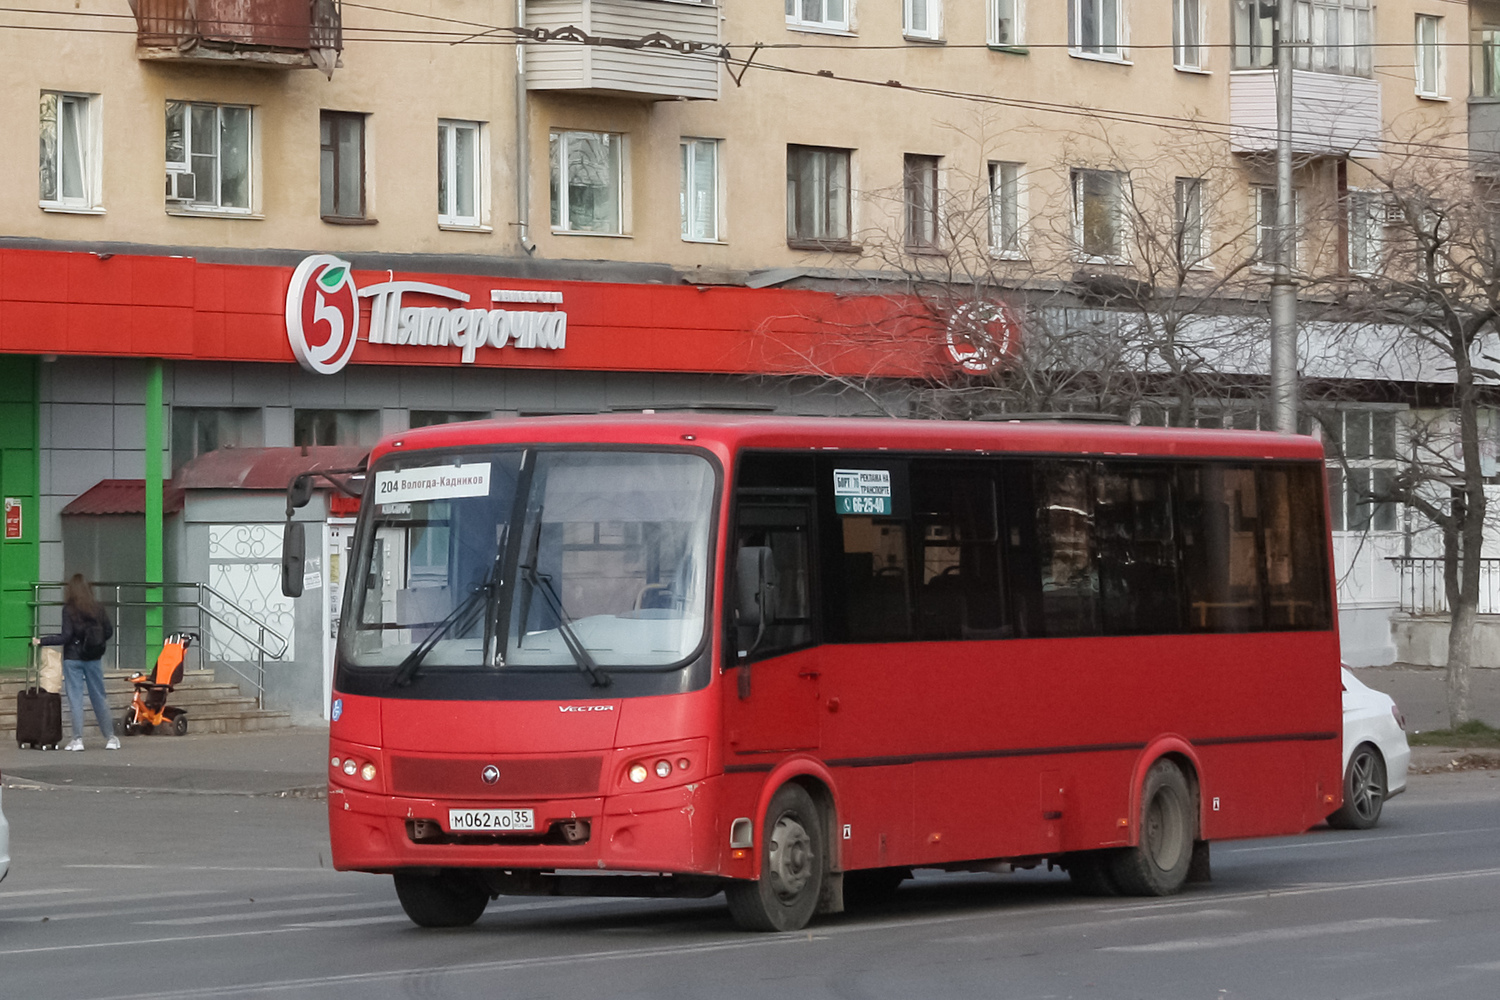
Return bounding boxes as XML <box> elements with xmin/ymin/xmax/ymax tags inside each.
<box><xmin>1351</xmin><ymin>663</ymin><xmax>1500</xmax><ymax>732</ymax></box>
<box><xmin>0</xmin><ymin>726</ymin><xmax>329</xmax><ymax>796</ymax></box>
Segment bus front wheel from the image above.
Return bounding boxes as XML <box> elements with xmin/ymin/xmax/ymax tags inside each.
<box><xmin>393</xmin><ymin>871</ymin><xmax>490</xmax><ymax>928</ymax></box>
<box><xmin>1109</xmin><ymin>759</ymin><xmax>1196</xmax><ymax>896</ymax></box>
<box><xmin>726</xmin><ymin>784</ymin><xmax>826</xmax><ymax>932</ymax></box>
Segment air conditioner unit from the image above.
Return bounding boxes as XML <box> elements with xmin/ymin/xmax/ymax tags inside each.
<box><xmin>165</xmin><ymin>170</ymin><xmax>196</xmax><ymax>203</ymax></box>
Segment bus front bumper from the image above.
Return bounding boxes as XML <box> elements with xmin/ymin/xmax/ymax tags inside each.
<box><xmin>328</xmin><ymin>776</ymin><xmax>722</xmax><ymax>877</ymax></box>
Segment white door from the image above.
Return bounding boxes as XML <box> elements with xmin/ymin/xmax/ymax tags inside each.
<box><xmin>323</xmin><ymin>519</ymin><xmax>358</xmax><ymax>719</ymax></box>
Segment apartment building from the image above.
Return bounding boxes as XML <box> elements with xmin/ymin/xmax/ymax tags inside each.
<box><xmin>0</xmin><ymin>0</ymin><xmax>1487</xmax><ymax>714</ymax></box>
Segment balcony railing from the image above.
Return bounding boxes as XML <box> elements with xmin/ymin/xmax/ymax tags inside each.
<box><xmin>1390</xmin><ymin>557</ymin><xmax>1500</xmax><ymax>616</ymax></box>
<box><xmin>132</xmin><ymin>0</ymin><xmax>342</xmax><ymax>72</ymax></box>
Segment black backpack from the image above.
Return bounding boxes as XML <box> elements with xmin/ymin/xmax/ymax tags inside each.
<box><xmin>80</xmin><ymin>617</ymin><xmax>108</xmax><ymax>659</ymax></box>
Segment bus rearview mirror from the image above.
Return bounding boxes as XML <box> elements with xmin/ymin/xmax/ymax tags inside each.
<box><xmin>281</xmin><ymin>521</ymin><xmax>306</xmax><ymax>598</ymax></box>
<box><xmin>286</xmin><ymin>474</ymin><xmax>314</xmax><ymax>512</ymax></box>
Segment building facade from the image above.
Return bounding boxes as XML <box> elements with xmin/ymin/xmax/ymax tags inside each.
<box><xmin>1</xmin><ymin>0</ymin><xmax>1494</xmax><ymax>717</ymax></box>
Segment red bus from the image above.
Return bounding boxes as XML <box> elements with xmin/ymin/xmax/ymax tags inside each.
<box><xmin>310</xmin><ymin>415</ymin><xmax>1343</xmax><ymax>931</ymax></box>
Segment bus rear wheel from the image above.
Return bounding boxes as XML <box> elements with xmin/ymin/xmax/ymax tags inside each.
<box><xmin>393</xmin><ymin>871</ymin><xmax>490</xmax><ymax>928</ymax></box>
<box><xmin>725</xmin><ymin>784</ymin><xmax>825</xmax><ymax>932</ymax></box>
<box><xmin>1109</xmin><ymin>759</ymin><xmax>1196</xmax><ymax>896</ymax></box>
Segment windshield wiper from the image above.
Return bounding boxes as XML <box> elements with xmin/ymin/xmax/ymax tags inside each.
<box><xmin>520</xmin><ymin>562</ymin><xmax>611</xmax><ymax>688</ymax></box>
<box><xmin>390</xmin><ymin>579</ymin><xmax>491</xmax><ymax>688</ymax></box>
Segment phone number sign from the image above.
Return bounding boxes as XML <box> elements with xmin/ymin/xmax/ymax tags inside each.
<box><xmin>833</xmin><ymin>469</ymin><xmax>892</xmax><ymax>516</ymax></box>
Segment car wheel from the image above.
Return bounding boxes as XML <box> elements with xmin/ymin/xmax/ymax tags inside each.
<box><xmin>1110</xmin><ymin>759</ymin><xmax>1196</xmax><ymax>896</ymax></box>
<box><xmin>725</xmin><ymin>784</ymin><xmax>825</xmax><ymax>932</ymax></box>
<box><xmin>393</xmin><ymin>871</ymin><xmax>490</xmax><ymax>928</ymax></box>
<box><xmin>1327</xmin><ymin>742</ymin><xmax>1386</xmax><ymax>830</ymax></box>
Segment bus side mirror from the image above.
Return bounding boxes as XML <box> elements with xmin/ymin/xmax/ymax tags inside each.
<box><xmin>281</xmin><ymin>521</ymin><xmax>306</xmax><ymax>598</ymax></box>
<box><xmin>286</xmin><ymin>474</ymin><xmax>314</xmax><ymax>514</ymax></box>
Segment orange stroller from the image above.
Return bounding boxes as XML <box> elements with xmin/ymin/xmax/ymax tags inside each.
<box><xmin>120</xmin><ymin>633</ymin><xmax>192</xmax><ymax>737</ymax></box>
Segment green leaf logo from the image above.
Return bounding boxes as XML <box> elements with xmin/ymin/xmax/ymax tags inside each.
<box><xmin>317</xmin><ymin>265</ymin><xmax>347</xmax><ymax>291</ymax></box>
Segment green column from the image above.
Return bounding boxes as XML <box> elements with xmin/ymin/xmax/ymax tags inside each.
<box><xmin>0</xmin><ymin>356</ymin><xmax>40</xmax><ymax>671</ymax></box>
<box><xmin>144</xmin><ymin>359</ymin><xmax>164</xmax><ymax>653</ymax></box>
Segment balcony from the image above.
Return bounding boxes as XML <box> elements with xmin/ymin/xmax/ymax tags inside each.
<box><xmin>1229</xmin><ymin>70</ymin><xmax>1381</xmax><ymax>159</ymax></box>
<box><xmin>132</xmin><ymin>0</ymin><xmax>342</xmax><ymax>74</ymax></box>
<box><xmin>526</xmin><ymin>0</ymin><xmax>720</xmax><ymax>102</ymax></box>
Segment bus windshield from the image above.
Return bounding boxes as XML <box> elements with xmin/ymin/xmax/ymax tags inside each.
<box><xmin>345</xmin><ymin>448</ymin><xmax>717</xmax><ymax>677</ymax></box>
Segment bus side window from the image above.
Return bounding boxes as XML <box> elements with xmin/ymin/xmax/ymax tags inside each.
<box><xmin>733</xmin><ymin>499</ymin><xmax>814</xmax><ymax>661</ymax></box>
<box><xmin>910</xmin><ymin>463</ymin><xmax>1009</xmax><ymax>640</ymax></box>
<box><xmin>1033</xmin><ymin>461</ymin><xmax>1101</xmax><ymax>637</ymax></box>
<box><xmin>1094</xmin><ymin>464</ymin><xmax>1183</xmax><ymax>634</ymax></box>
<box><xmin>1259</xmin><ymin>464</ymin><xmax>1333</xmax><ymax>630</ymax></box>
<box><xmin>838</xmin><ymin>517</ymin><xmax>912</xmax><ymax>641</ymax></box>
<box><xmin>1177</xmin><ymin>463</ymin><xmax>1265</xmax><ymax>632</ymax></box>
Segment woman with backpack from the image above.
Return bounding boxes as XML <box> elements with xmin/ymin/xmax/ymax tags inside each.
<box><xmin>34</xmin><ymin>574</ymin><xmax>117</xmax><ymax>751</ymax></box>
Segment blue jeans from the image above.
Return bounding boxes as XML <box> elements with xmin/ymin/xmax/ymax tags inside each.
<box><xmin>63</xmin><ymin>658</ymin><xmax>113</xmax><ymax>740</ymax></box>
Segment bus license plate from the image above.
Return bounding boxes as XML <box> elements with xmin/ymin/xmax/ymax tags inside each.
<box><xmin>448</xmin><ymin>808</ymin><xmax>535</xmax><ymax>832</ymax></box>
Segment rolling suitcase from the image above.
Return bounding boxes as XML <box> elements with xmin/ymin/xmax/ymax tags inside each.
<box><xmin>16</xmin><ymin>649</ymin><xmax>63</xmax><ymax>750</ymax></box>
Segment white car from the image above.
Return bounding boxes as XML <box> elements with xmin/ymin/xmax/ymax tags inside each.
<box><xmin>1328</xmin><ymin>667</ymin><xmax>1411</xmax><ymax>829</ymax></box>
<box><xmin>0</xmin><ymin>771</ymin><xmax>9</xmax><ymax>882</ymax></box>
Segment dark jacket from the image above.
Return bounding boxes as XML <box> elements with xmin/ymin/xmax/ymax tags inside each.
<box><xmin>40</xmin><ymin>604</ymin><xmax>114</xmax><ymax>661</ymax></box>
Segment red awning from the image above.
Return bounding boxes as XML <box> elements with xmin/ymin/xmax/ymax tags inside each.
<box><xmin>61</xmin><ymin>480</ymin><xmax>186</xmax><ymax>516</ymax></box>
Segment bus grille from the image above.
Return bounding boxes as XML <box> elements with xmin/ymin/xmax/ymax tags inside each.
<box><xmin>389</xmin><ymin>755</ymin><xmax>603</xmax><ymax>798</ymax></box>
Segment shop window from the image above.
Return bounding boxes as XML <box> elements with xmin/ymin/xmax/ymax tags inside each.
<box><xmin>787</xmin><ymin>144</ymin><xmax>852</xmax><ymax>248</ymax></box>
<box><xmin>171</xmin><ymin>408</ymin><xmax>262</xmax><ymax>473</ymax></box>
<box><xmin>409</xmin><ymin>411</ymin><xmax>490</xmax><ymax>429</ymax></box>
<box><xmin>550</xmin><ymin>130</ymin><xmax>623</xmax><ymax>235</ymax></box>
<box><xmin>293</xmin><ymin>409</ymin><xmax>379</xmax><ymax>447</ymax></box>
<box><xmin>321</xmin><ymin>110</ymin><xmax>368</xmax><ymax>221</ymax></box>
<box><xmin>680</xmin><ymin>137</ymin><xmax>721</xmax><ymax>243</ymax></box>
<box><xmin>166</xmin><ymin>101</ymin><xmax>252</xmax><ymax>212</ymax></box>
<box><xmin>437</xmin><ymin>119</ymin><xmax>483</xmax><ymax>229</ymax></box>
<box><xmin>39</xmin><ymin>92</ymin><xmax>101</xmax><ymax>211</ymax></box>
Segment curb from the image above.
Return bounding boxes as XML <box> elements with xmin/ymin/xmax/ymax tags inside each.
<box><xmin>0</xmin><ymin>776</ymin><xmax>327</xmax><ymax>799</ymax></box>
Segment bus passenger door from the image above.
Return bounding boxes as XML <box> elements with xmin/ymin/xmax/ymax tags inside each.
<box><xmin>724</xmin><ymin>494</ymin><xmax>820</xmax><ymax>753</ymax></box>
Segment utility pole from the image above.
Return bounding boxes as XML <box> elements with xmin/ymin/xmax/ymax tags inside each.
<box><xmin>1270</xmin><ymin>0</ymin><xmax>1299</xmax><ymax>434</ymax></box>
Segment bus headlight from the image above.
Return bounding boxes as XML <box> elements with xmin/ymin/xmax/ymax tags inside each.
<box><xmin>628</xmin><ymin>764</ymin><xmax>649</xmax><ymax>784</ymax></box>
<box><xmin>360</xmin><ymin>763</ymin><xmax>377</xmax><ymax>782</ymax></box>
<box><xmin>654</xmin><ymin>760</ymin><xmax>672</xmax><ymax>779</ymax></box>
<box><xmin>342</xmin><ymin>760</ymin><xmax>357</xmax><ymax>776</ymax></box>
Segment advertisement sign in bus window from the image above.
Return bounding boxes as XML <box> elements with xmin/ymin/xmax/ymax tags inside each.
<box><xmin>833</xmin><ymin>468</ymin><xmax>892</xmax><ymax>515</ymax></box>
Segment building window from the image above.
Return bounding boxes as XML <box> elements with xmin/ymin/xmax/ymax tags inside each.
<box><xmin>785</xmin><ymin>0</ymin><xmax>847</xmax><ymax>32</ymax></box>
<box><xmin>1415</xmin><ymin>15</ymin><xmax>1442</xmax><ymax>97</ymax></box>
<box><xmin>1320</xmin><ymin>410</ymin><xmax>1399</xmax><ymax>532</ymax></box>
<box><xmin>1232</xmin><ymin>0</ymin><xmax>1274</xmax><ymax>68</ymax></box>
<box><xmin>550</xmin><ymin>130</ymin><xmax>623</xmax><ymax>235</ymax></box>
<box><xmin>1347</xmin><ymin>190</ymin><xmax>1385</xmax><ymax>276</ymax></box>
<box><xmin>1173</xmin><ymin>0</ymin><xmax>1202</xmax><ymax>69</ymax></box>
<box><xmin>166</xmin><ymin>101</ymin><xmax>252</xmax><ymax>212</ymax></box>
<box><xmin>990</xmin><ymin>0</ymin><xmax>1022</xmax><ymax>46</ymax></box>
<box><xmin>681</xmin><ymin>137</ymin><xmax>721</xmax><ymax>242</ymax></box>
<box><xmin>171</xmin><ymin>408</ymin><xmax>262</xmax><ymax>474</ymax></box>
<box><xmin>321</xmin><ymin>111</ymin><xmax>367</xmax><ymax>220</ymax></box>
<box><xmin>1176</xmin><ymin>177</ymin><xmax>1205</xmax><ymax>266</ymax></box>
<box><xmin>39</xmin><ymin>92</ymin><xmax>100</xmax><ymax>211</ymax></box>
<box><xmin>409</xmin><ymin>410</ymin><xmax>490</xmax><ymax>429</ymax></box>
<box><xmin>904</xmin><ymin>154</ymin><xmax>940</xmax><ymax>250</ymax></box>
<box><xmin>904</xmin><ymin>0</ymin><xmax>940</xmax><ymax>40</ymax></box>
<box><xmin>1253</xmin><ymin>186</ymin><xmax>1299</xmax><ymax>269</ymax></box>
<box><xmin>989</xmin><ymin>161</ymin><xmax>1024</xmax><ymax>256</ymax></box>
<box><xmin>787</xmin><ymin>144</ymin><xmax>852</xmax><ymax>247</ymax></box>
<box><xmin>293</xmin><ymin>410</ymin><xmax>379</xmax><ymax>447</ymax></box>
<box><xmin>438</xmin><ymin>119</ymin><xmax>482</xmax><ymax>228</ymax></box>
<box><xmin>1234</xmin><ymin>0</ymin><xmax>1372</xmax><ymax>75</ymax></box>
<box><xmin>1072</xmin><ymin>168</ymin><xmax>1126</xmax><ymax>260</ymax></box>
<box><xmin>1481</xmin><ymin>28</ymin><xmax>1500</xmax><ymax>98</ymax></box>
<box><xmin>1070</xmin><ymin>0</ymin><xmax>1123</xmax><ymax>59</ymax></box>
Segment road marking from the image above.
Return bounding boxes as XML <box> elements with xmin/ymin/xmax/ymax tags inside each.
<box><xmin>935</xmin><ymin>908</ymin><xmax>1246</xmax><ymax>943</ymax></box>
<box><xmin>0</xmin><ymin>893</ymin><xmax>358</xmax><ymax>923</ymax></box>
<box><xmin>0</xmin><ymin>927</ymin><xmax>300</xmax><ymax>958</ymax></box>
<box><xmin>1224</xmin><ymin>826</ymin><xmax>1500</xmax><ymax>853</ymax></box>
<box><xmin>138</xmin><ymin>901</ymin><xmax>401</xmax><ymax>926</ymax></box>
<box><xmin>0</xmin><ymin>888</ymin><xmax>83</xmax><ymax>899</ymax></box>
<box><xmin>1098</xmin><ymin>916</ymin><xmax>1435</xmax><ymax>953</ymax></box>
<box><xmin>1103</xmin><ymin>866</ymin><xmax>1500</xmax><ymax>912</ymax></box>
<box><xmin>66</xmin><ymin>865</ymin><xmax>329</xmax><ymax>873</ymax></box>
<box><xmin>283</xmin><ymin>915</ymin><xmax>411</xmax><ymax>929</ymax></box>
<box><xmin>1</xmin><ymin>889</ymin><xmax>227</xmax><ymax>913</ymax></box>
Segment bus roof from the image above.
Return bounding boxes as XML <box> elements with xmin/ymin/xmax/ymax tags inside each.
<box><xmin>375</xmin><ymin>414</ymin><xmax>1327</xmax><ymax>465</ymax></box>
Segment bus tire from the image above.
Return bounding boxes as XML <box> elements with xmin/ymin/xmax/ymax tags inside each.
<box><xmin>393</xmin><ymin>871</ymin><xmax>490</xmax><ymax>928</ymax></box>
<box><xmin>1109</xmin><ymin>759</ymin><xmax>1196</xmax><ymax>896</ymax></box>
<box><xmin>725</xmin><ymin>784</ymin><xmax>825</xmax><ymax>932</ymax></box>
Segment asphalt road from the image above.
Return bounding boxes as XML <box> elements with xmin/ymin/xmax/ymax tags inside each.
<box><xmin>1</xmin><ymin>771</ymin><xmax>1497</xmax><ymax>1000</ymax></box>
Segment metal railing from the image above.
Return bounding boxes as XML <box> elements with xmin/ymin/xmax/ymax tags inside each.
<box><xmin>1389</xmin><ymin>557</ymin><xmax>1500</xmax><ymax>616</ymax></box>
<box><xmin>30</xmin><ymin>581</ymin><xmax>289</xmax><ymax>709</ymax></box>
<box><xmin>133</xmin><ymin>0</ymin><xmax>341</xmax><ymax>53</ymax></box>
